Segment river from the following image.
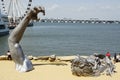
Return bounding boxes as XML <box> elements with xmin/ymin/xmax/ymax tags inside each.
<box><xmin>0</xmin><ymin>22</ymin><xmax>120</xmax><ymax>56</ymax></box>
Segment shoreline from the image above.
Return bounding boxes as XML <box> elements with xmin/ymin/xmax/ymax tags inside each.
<box><xmin>0</xmin><ymin>55</ymin><xmax>87</xmax><ymax>61</ymax></box>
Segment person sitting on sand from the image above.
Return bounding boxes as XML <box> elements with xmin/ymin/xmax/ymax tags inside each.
<box><xmin>94</xmin><ymin>53</ymin><xmax>105</xmax><ymax>59</ymax></box>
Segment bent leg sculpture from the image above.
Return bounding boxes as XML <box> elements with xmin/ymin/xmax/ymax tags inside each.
<box><xmin>8</xmin><ymin>7</ymin><xmax>45</xmax><ymax>72</ymax></box>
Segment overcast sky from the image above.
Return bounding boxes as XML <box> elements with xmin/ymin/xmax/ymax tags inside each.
<box><xmin>32</xmin><ymin>0</ymin><xmax>120</xmax><ymax>20</ymax></box>
<box><xmin>1</xmin><ymin>0</ymin><xmax>120</xmax><ymax>20</ymax></box>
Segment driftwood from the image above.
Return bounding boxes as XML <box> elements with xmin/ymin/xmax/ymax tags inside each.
<box><xmin>71</xmin><ymin>56</ymin><xmax>94</xmax><ymax>76</ymax></box>
<box><xmin>28</xmin><ymin>55</ymin><xmax>74</xmax><ymax>62</ymax></box>
<box><xmin>0</xmin><ymin>55</ymin><xmax>7</xmax><ymax>60</ymax></box>
<box><xmin>71</xmin><ymin>55</ymin><xmax>116</xmax><ymax>76</ymax></box>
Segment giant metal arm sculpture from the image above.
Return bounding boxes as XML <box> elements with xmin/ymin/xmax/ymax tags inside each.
<box><xmin>8</xmin><ymin>6</ymin><xmax>45</xmax><ymax>72</ymax></box>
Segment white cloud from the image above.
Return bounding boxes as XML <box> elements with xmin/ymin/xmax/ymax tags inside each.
<box><xmin>100</xmin><ymin>6</ymin><xmax>112</xmax><ymax>10</ymax></box>
<box><xmin>77</xmin><ymin>6</ymin><xmax>87</xmax><ymax>11</ymax></box>
<box><xmin>47</xmin><ymin>4</ymin><xmax>60</xmax><ymax>11</ymax></box>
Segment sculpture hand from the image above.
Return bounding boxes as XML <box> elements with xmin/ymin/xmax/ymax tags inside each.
<box><xmin>30</xmin><ymin>6</ymin><xmax>45</xmax><ymax>20</ymax></box>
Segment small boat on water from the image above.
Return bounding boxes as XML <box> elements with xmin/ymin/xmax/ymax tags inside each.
<box><xmin>7</xmin><ymin>21</ymin><xmax>33</xmax><ymax>29</ymax></box>
<box><xmin>0</xmin><ymin>11</ymin><xmax>9</xmax><ymax>37</ymax></box>
<box><xmin>0</xmin><ymin>21</ymin><xmax>9</xmax><ymax>37</ymax></box>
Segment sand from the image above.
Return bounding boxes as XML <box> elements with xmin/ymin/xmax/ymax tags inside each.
<box><xmin>0</xmin><ymin>56</ymin><xmax>120</xmax><ymax>80</ymax></box>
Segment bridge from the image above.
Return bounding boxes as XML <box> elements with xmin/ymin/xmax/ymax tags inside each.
<box><xmin>39</xmin><ymin>19</ymin><xmax>120</xmax><ymax>24</ymax></box>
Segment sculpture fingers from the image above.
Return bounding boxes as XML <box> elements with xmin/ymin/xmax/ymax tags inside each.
<box><xmin>38</xmin><ymin>7</ymin><xmax>45</xmax><ymax>15</ymax></box>
<box><xmin>31</xmin><ymin>6</ymin><xmax>45</xmax><ymax>20</ymax></box>
<box><xmin>33</xmin><ymin>6</ymin><xmax>45</xmax><ymax>15</ymax></box>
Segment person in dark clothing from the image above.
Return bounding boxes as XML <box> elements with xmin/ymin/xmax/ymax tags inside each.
<box><xmin>6</xmin><ymin>50</ymin><xmax>12</xmax><ymax>60</ymax></box>
<box><xmin>113</xmin><ymin>53</ymin><xmax>120</xmax><ymax>63</ymax></box>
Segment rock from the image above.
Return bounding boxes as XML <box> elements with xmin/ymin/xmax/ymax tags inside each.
<box><xmin>49</xmin><ymin>54</ymin><xmax>56</xmax><ymax>62</ymax></box>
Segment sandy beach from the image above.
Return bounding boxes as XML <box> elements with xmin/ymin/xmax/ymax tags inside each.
<box><xmin>0</xmin><ymin>56</ymin><xmax>120</xmax><ymax>80</ymax></box>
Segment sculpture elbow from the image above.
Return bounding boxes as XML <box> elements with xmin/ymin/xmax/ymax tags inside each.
<box><xmin>8</xmin><ymin>36</ymin><xmax>18</xmax><ymax>44</ymax></box>
<box><xmin>14</xmin><ymin>43</ymin><xmax>19</xmax><ymax>48</ymax></box>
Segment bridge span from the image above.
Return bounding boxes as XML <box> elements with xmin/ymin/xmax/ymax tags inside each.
<box><xmin>39</xmin><ymin>19</ymin><xmax>120</xmax><ymax>24</ymax></box>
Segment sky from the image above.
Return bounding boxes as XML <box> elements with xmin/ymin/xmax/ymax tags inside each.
<box><xmin>0</xmin><ymin>0</ymin><xmax>120</xmax><ymax>20</ymax></box>
<box><xmin>31</xmin><ymin>0</ymin><xmax>120</xmax><ymax>20</ymax></box>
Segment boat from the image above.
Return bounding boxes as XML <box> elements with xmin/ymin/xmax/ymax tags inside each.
<box><xmin>0</xmin><ymin>22</ymin><xmax>9</xmax><ymax>36</ymax></box>
<box><xmin>27</xmin><ymin>21</ymin><xmax>34</xmax><ymax>27</ymax></box>
<box><xmin>0</xmin><ymin>10</ymin><xmax>9</xmax><ymax>37</ymax></box>
<box><xmin>7</xmin><ymin>21</ymin><xmax>33</xmax><ymax>29</ymax></box>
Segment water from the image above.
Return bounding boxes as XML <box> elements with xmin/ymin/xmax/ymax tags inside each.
<box><xmin>0</xmin><ymin>23</ymin><xmax>120</xmax><ymax>56</ymax></box>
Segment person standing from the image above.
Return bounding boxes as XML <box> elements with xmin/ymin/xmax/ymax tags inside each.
<box><xmin>6</xmin><ymin>50</ymin><xmax>12</xmax><ymax>60</ymax></box>
<box><xmin>116</xmin><ymin>53</ymin><xmax>120</xmax><ymax>62</ymax></box>
<box><xmin>106</xmin><ymin>52</ymin><xmax>111</xmax><ymax>59</ymax></box>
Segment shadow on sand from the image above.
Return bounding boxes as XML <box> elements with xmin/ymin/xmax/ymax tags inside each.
<box><xmin>33</xmin><ymin>62</ymin><xmax>68</xmax><ymax>66</ymax></box>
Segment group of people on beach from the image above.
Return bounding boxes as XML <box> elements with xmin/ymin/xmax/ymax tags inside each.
<box><xmin>94</xmin><ymin>51</ymin><xmax>120</xmax><ymax>63</ymax></box>
<box><xmin>91</xmin><ymin>52</ymin><xmax>117</xmax><ymax>76</ymax></box>
<box><xmin>105</xmin><ymin>51</ymin><xmax>120</xmax><ymax>63</ymax></box>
